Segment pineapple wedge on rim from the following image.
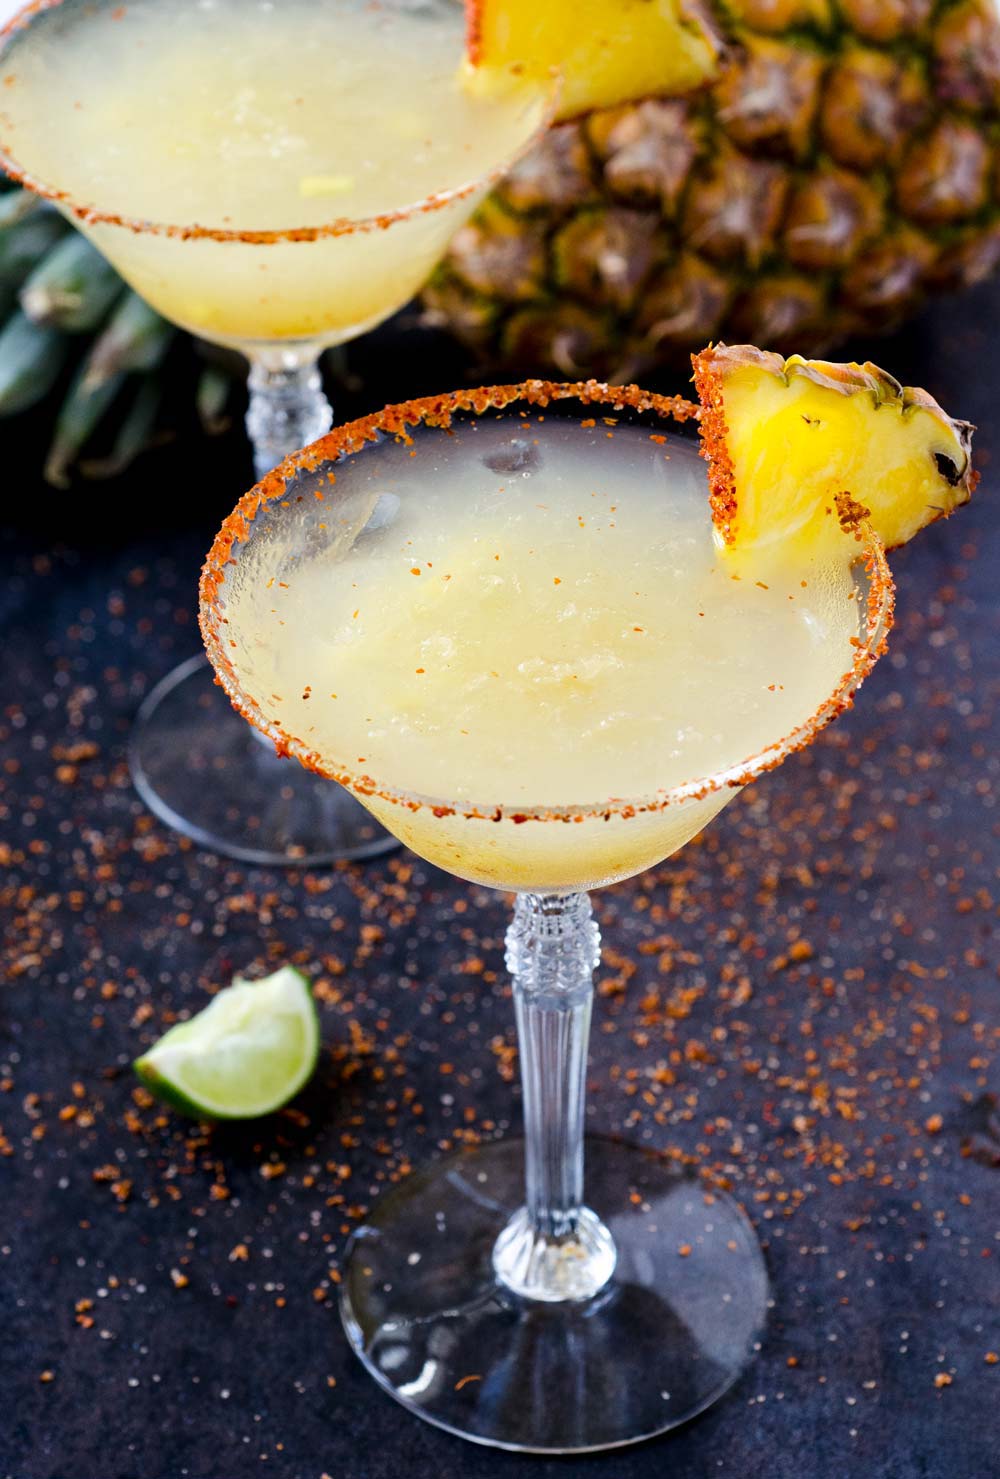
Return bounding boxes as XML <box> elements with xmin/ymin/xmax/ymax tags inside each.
<box><xmin>463</xmin><ymin>0</ymin><xmax>721</xmax><ymax>122</ymax></box>
<box><xmin>692</xmin><ymin>344</ymin><xmax>976</xmax><ymax>555</ymax></box>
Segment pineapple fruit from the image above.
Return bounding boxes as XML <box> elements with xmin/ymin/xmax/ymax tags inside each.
<box><xmin>428</xmin><ymin>0</ymin><xmax>1000</xmax><ymax>377</ymax></box>
<box><xmin>6</xmin><ymin>0</ymin><xmax>1000</xmax><ymax>473</ymax></box>
<box><xmin>693</xmin><ymin>342</ymin><xmax>976</xmax><ymax>552</ymax></box>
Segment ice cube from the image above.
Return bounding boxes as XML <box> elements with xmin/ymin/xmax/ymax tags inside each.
<box><xmin>483</xmin><ymin>439</ymin><xmax>540</xmax><ymax>476</ymax></box>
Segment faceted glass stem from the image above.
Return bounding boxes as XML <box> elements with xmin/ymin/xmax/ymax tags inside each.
<box><xmin>245</xmin><ymin>351</ymin><xmax>334</xmax><ymax>482</ymax></box>
<box><xmin>493</xmin><ymin>892</ymin><xmax>617</xmax><ymax>1303</ymax></box>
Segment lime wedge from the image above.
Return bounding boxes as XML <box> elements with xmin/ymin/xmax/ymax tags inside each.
<box><xmin>134</xmin><ymin>966</ymin><xmax>319</xmax><ymax>1119</ymax></box>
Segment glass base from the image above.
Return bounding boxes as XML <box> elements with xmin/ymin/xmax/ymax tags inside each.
<box><xmin>340</xmin><ymin>1136</ymin><xmax>768</xmax><ymax>1453</ymax></box>
<box><xmin>128</xmin><ymin>653</ymin><xmax>398</xmax><ymax>865</ymax></box>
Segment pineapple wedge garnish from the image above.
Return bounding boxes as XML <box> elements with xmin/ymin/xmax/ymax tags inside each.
<box><xmin>692</xmin><ymin>344</ymin><xmax>976</xmax><ymax>554</ymax></box>
<box><xmin>463</xmin><ymin>0</ymin><xmax>721</xmax><ymax>122</ymax></box>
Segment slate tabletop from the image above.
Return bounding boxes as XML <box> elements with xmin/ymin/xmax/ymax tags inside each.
<box><xmin>2</xmin><ymin>287</ymin><xmax>1000</xmax><ymax>1479</ymax></box>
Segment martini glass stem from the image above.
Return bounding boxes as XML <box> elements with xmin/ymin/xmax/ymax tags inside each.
<box><xmin>246</xmin><ymin>351</ymin><xmax>334</xmax><ymax>481</ymax></box>
<box><xmin>493</xmin><ymin>891</ymin><xmax>616</xmax><ymax>1302</ymax></box>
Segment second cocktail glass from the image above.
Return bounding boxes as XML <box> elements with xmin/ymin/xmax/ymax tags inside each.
<box><xmin>200</xmin><ymin>382</ymin><xmax>895</xmax><ymax>1452</ymax></box>
<box><xmin>0</xmin><ymin>0</ymin><xmax>551</xmax><ymax>863</ymax></box>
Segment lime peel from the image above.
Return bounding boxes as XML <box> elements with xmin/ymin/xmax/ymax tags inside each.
<box><xmin>134</xmin><ymin>966</ymin><xmax>319</xmax><ymax>1120</ymax></box>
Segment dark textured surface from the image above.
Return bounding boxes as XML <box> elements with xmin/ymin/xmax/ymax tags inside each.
<box><xmin>2</xmin><ymin>294</ymin><xmax>1000</xmax><ymax>1479</ymax></box>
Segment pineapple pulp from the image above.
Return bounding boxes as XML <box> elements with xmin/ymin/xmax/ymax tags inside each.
<box><xmin>464</xmin><ymin>0</ymin><xmax>719</xmax><ymax>121</ymax></box>
<box><xmin>693</xmin><ymin>344</ymin><xmax>976</xmax><ymax>555</ymax></box>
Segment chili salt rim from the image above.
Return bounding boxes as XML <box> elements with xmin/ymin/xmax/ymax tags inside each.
<box><xmin>0</xmin><ymin>0</ymin><xmax>558</xmax><ymax>244</ymax></box>
<box><xmin>198</xmin><ymin>378</ymin><xmax>896</xmax><ymax>825</ymax></box>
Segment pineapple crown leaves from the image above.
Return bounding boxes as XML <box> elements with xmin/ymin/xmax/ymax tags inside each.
<box><xmin>0</xmin><ymin>173</ymin><xmax>239</xmax><ymax>486</ymax></box>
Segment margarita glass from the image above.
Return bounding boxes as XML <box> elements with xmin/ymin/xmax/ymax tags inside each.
<box><xmin>0</xmin><ymin>0</ymin><xmax>551</xmax><ymax>864</ymax></box>
<box><xmin>200</xmin><ymin>381</ymin><xmax>894</xmax><ymax>1452</ymax></box>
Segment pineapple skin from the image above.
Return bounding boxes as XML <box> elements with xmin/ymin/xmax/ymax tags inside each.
<box><xmin>426</xmin><ymin>0</ymin><xmax>1000</xmax><ymax>377</ymax></box>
